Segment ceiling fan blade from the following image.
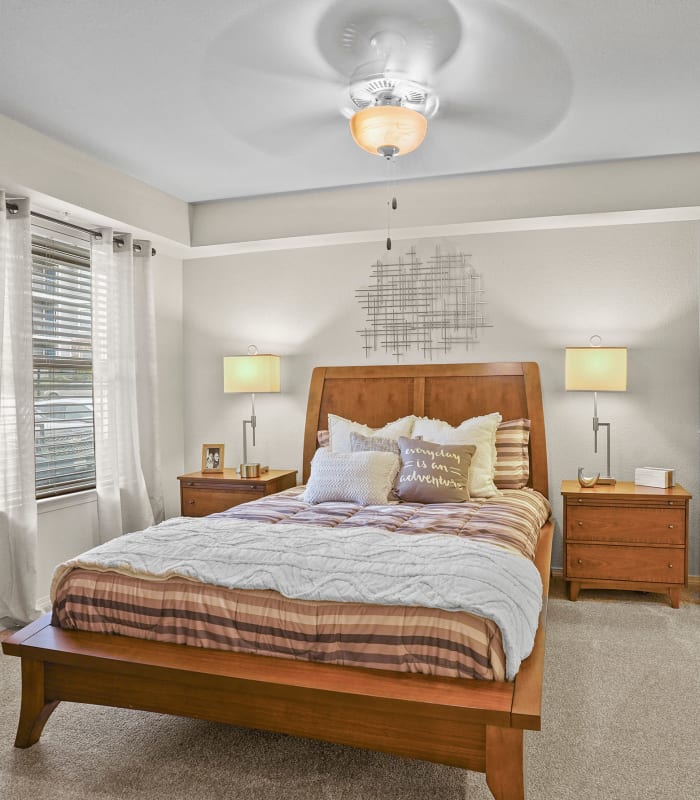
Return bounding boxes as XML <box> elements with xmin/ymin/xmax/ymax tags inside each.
<box><xmin>238</xmin><ymin>112</ymin><xmax>346</xmax><ymax>157</ymax></box>
<box><xmin>205</xmin><ymin>0</ymin><xmax>342</xmax><ymax>85</ymax></box>
<box><xmin>316</xmin><ymin>0</ymin><xmax>463</xmax><ymax>81</ymax></box>
<box><xmin>424</xmin><ymin>115</ymin><xmax>526</xmax><ymax>161</ymax></box>
<box><xmin>436</xmin><ymin>101</ymin><xmax>556</xmax><ymax>140</ymax></box>
<box><xmin>202</xmin><ymin>62</ymin><xmax>347</xmax><ymax>155</ymax></box>
<box><xmin>427</xmin><ymin>0</ymin><xmax>571</xmax><ymax>150</ymax></box>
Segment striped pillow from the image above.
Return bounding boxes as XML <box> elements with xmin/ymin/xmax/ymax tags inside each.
<box><xmin>494</xmin><ymin>419</ymin><xmax>530</xmax><ymax>489</ymax></box>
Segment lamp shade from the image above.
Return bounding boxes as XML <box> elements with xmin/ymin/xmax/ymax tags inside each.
<box><xmin>349</xmin><ymin>105</ymin><xmax>428</xmax><ymax>156</ymax></box>
<box><xmin>565</xmin><ymin>347</ymin><xmax>627</xmax><ymax>391</ymax></box>
<box><xmin>223</xmin><ymin>354</ymin><xmax>280</xmax><ymax>393</ymax></box>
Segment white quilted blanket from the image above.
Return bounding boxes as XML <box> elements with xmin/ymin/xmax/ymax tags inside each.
<box><xmin>51</xmin><ymin>516</ymin><xmax>544</xmax><ymax>679</ymax></box>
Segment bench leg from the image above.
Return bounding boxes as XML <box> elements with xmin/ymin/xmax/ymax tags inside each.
<box><xmin>485</xmin><ymin>726</ymin><xmax>525</xmax><ymax>800</ymax></box>
<box><xmin>14</xmin><ymin>659</ymin><xmax>59</xmax><ymax>748</ymax></box>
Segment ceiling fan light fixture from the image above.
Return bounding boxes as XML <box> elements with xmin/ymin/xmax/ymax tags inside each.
<box><xmin>349</xmin><ymin>105</ymin><xmax>427</xmax><ymax>157</ymax></box>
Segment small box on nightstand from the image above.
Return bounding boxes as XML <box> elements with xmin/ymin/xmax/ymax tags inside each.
<box><xmin>634</xmin><ymin>467</ymin><xmax>674</xmax><ymax>488</ymax></box>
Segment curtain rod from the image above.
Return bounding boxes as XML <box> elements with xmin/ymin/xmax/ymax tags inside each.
<box><xmin>5</xmin><ymin>202</ymin><xmax>157</xmax><ymax>256</ymax></box>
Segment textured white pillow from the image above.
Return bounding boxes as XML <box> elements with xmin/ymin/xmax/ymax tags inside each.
<box><xmin>411</xmin><ymin>412</ymin><xmax>502</xmax><ymax>498</ymax></box>
<box><xmin>301</xmin><ymin>448</ymin><xmax>400</xmax><ymax>505</ymax></box>
<box><xmin>327</xmin><ymin>413</ymin><xmax>415</xmax><ymax>453</ymax></box>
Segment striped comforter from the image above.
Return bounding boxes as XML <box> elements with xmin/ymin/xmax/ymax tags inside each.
<box><xmin>52</xmin><ymin>487</ymin><xmax>550</xmax><ymax>682</ymax></box>
<box><xmin>214</xmin><ymin>486</ymin><xmax>549</xmax><ymax>561</ymax></box>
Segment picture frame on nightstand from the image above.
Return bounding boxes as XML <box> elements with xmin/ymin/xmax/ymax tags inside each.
<box><xmin>201</xmin><ymin>443</ymin><xmax>225</xmax><ymax>473</ymax></box>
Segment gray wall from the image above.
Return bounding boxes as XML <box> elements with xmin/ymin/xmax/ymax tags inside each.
<box><xmin>183</xmin><ymin>221</ymin><xmax>700</xmax><ymax>575</ymax></box>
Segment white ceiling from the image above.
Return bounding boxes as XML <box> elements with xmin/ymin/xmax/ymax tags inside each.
<box><xmin>0</xmin><ymin>0</ymin><xmax>699</xmax><ymax>204</ymax></box>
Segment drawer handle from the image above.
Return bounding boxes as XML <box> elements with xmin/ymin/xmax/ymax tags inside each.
<box><xmin>188</xmin><ymin>499</ymin><xmax>195</xmax><ymax>505</ymax></box>
<box><xmin>668</xmin><ymin>524</ymin><xmax>674</xmax><ymax>529</ymax></box>
<box><xmin>577</xmin><ymin>558</ymin><xmax>583</xmax><ymax>565</ymax></box>
<box><xmin>186</xmin><ymin>482</ymin><xmax>195</xmax><ymax>486</ymax></box>
<box><xmin>577</xmin><ymin>498</ymin><xmax>583</xmax><ymax>503</ymax></box>
<box><xmin>668</xmin><ymin>501</ymin><xmax>675</xmax><ymax>506</ymax></box>
<box><xmin>577</xmin><ymin>521</ymin><xmax>583</xmax><ymax>527</ymax></box>
<box><xmin>668</xmin><ymin>563</ymin><xmax>673</xmax><ymax>569</ymax></box>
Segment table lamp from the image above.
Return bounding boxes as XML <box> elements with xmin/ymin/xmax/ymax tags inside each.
<box><xmin>565</xmin><ymin>338</ymin><xmax>627</xmax><ymax>485</ymax></box>
<box><xmin>223</xmin><ymin>346</ymin><xmax>280</xmax><ymax>477</ymax></box>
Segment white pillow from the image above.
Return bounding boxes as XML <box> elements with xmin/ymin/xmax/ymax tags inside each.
<box><xmin>327</xmin><ymin>413</ymin><xmax>415</xmax><ymax>453</ymax></box>
<box><xmin>301</xmin><ymin>448</ymin><xmax>400</xmax><ymax>505</ymax></box>
<box><xmin>411</xmin><ymin>412</ymin><xmax>502</xmax><ymax>498</ymax></box>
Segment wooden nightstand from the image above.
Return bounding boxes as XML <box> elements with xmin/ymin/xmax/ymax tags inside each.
<box><xmin>178</xmin><ymin>468</ymin><xmax>297</xmax><ymax>517</ymax></box>
<box><xmin>561</xmin><ymin>480</ymin><xmax>691</xmax><ymax>608</ymax></box>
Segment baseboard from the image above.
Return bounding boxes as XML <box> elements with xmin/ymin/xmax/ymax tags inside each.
<box><xmin>551</xmin><ymin>567</ymin><xmax>700</xmax><ymax>588</ymax></box>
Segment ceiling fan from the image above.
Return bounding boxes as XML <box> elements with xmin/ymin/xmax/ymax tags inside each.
<box><xmin>202</xmin><ymin>0</ymin><xmax>570</xmax><ymax>166</ymax></box>
<box><xmin>320</xmin><ymin>1</ymin><xmax>461</xmax><ymax>158</ymax></box>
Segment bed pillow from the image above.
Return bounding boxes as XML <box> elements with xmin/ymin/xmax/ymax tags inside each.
<box><xmin>350</xmin><ymin>431</ymin><xmax>411</xmax><ymax>455</ymax></box>
<box><xmin>301</xmin><ymin>447</ymin><xmax>400</xmax><ymax>505</ymax></box>
<box><xmin>349</xmin><ymin>431</ymin><xmax>423</xmax><ymax>500</ymax></box>
<box><xmin>494</xmin><ymin>418</ymin><xmax>531</xmax><ymax>490</ymax></box>
<box><xmin>411</xmin><ymin>412</ymin><xmax>502</xmax><ymax>498</ymax></box>
<box><xmin>317</xmin><ymin>429</ymin><xmax>330</xmax><ymax>447</ymax></box>
<box><xmin>327</xmin><ymin>413</ymin><xmax>415</xmax><ymax>453</ymax></box>
<box><xmin>396</xmin><ymin>437</ymin><xmax>476</xmax><ymax>504</ymax></box>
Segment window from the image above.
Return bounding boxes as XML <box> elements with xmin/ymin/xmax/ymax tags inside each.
<box><xmin>32</xmin><ymin>222</ymin><xmax>95</xmax><ymax>498</ymax></box>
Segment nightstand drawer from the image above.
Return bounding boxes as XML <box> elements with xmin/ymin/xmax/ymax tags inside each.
<box><xmin>567</xmin><ymin>544</ymin><xmax>684</xmax><ymax>584</ymax></box>
<box><xmin>181</xmin><ymin>486</ymin><xmax>263</xmax><ymax>516</ymax></box>
<box><xmin>566</xmin><ymin>506</ymin><xmax>685</xmax><ymax>545</ymax></box>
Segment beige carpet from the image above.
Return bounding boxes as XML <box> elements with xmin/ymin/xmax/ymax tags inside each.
<box><xmin>1</xmin><ymin>594</ymin><xmax>698</xmax><ymax>800</ymax></box>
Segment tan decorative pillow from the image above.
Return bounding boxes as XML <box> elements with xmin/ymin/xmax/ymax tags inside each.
<box><xmin>494</xmin><ymin>419</ymin><xmax>531</xmax><ymax>489</ymax></box>
<box><xmin>396</xmin><ymin>437</ymin><xmax>476</xmax><ymax>504</ymax></box>
<box><xmin>411</xmin><ymin>412</ymin><xmax>501</xmax><ymax>498</ymax></box>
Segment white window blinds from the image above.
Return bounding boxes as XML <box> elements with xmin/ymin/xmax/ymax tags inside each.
<box><xmin>32</xmin><ymin>225</ymin><xmax>95</xmax><ymax>498</ymax></box>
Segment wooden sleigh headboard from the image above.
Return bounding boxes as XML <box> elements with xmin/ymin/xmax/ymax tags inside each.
<box><xmin>303</xmin><ymin>362</ymin><xmax>549</xmax><ymax>497</ymax></box>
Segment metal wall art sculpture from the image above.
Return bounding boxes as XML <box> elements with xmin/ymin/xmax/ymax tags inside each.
<box><xmin>356</xmin><ymin>247</ymin><xmax>491</xmax><ymax>360</ymax></box>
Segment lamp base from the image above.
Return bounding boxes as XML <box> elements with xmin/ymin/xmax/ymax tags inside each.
<box><xmin>239</xmin><ymin>463</ymin><xmax>261</xmax><ymax>478</ymax></box>
<box><xmin>596</xmin><ymin>476</ymin><xmax>617</xmax><ymax>485</ymax></box>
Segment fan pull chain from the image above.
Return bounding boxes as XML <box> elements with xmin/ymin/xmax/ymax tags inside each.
<box><xmin>386</xmin><ymin>197</ymin><xmax>392</xmax><ymax>250</ymax></box>
<box><xmin>386</xmin><ymin>155</ymin><xmax>398</xmax><ymax>251</ymax></box>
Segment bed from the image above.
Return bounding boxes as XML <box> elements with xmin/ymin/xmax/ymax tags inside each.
<box><xmin>3</xmin><ymin>362</ymin><xmax>553</xmax><ymax>800</ymax></box>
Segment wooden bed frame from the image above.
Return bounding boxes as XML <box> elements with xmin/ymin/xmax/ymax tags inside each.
<box><xmin>3</xmin><ymin>362</ymin><xmax>553</xmax><ymax>800</ymax></box>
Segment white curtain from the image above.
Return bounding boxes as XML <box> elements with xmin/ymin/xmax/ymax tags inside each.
<box><xmin>0</xmin><ymin>193</ymin><xmax>39</xmax><ymax>624</ymax></box>
<box><xmin>91</xmin><ymin>230</ymin><xmax>164</xmax><ymax>542</ymax></box>
<box><xmin>133</xmin><ymin>240</ymin><xmax>164</xmax><ymax>524</ymax></box>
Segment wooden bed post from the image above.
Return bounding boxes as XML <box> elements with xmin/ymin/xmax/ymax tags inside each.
<box><xmin>14</xmin><ymin>658</ymin><xmax>59</xmax><ymax>748</ymax></box>
<box><xmin>485</xmin><ymin>726</ymin><xmax>525</xmax><ymax>800</ymax></box>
